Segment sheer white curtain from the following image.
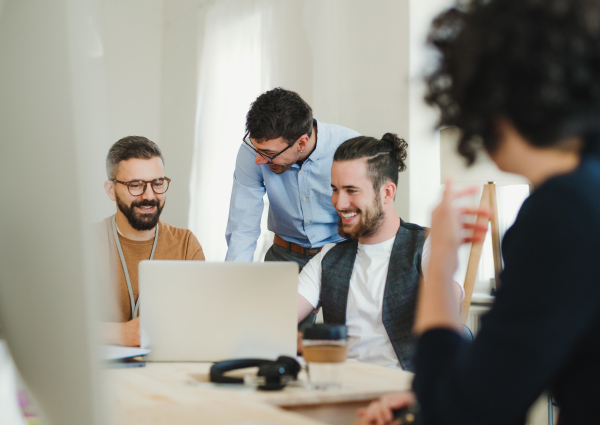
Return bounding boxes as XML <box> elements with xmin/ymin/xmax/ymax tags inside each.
<box><xmin>188</xmin><ymin>0</ymin><xmax>272</xmax><ymax>261</ymax></box>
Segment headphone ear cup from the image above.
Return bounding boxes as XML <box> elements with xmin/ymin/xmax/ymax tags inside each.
<box><xmin>257</xmin><ymin>362</ymin><xmax>287</xmax><ymax>391</ymax></box>
<box><xmin>275</xmin><ymin>356</ymin><xmax>301</xmax><ymax>379</ymax></box>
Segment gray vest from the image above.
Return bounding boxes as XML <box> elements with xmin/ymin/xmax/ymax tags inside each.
<box><xmin>320</xmin><ymin>220</ymin><xmax>427</xmax><ymax>371</ymax></box>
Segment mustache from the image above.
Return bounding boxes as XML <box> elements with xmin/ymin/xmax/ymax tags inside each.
<box><xmin>131</xmin><ymin>199</ymin><xmax>160</xmax><ymax>208</ymax></box>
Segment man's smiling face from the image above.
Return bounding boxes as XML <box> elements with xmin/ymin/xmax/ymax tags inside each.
<box><xmin>112</xmin><ymin>157</ymin><xmax>166</xmax><ymax>231</ymax></box>
<box><xmin>331</xmin><ymin>159</ymin><xmax>385</xmax><ymax>240</ymax></box>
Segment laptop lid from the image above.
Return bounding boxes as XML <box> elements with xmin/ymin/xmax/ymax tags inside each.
<box><xmin>138</xmin><ymin>261</ymin><xmax>298</xmax><ymax>361</ymax></box>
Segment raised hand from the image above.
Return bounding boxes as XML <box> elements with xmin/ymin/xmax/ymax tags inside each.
<box><xmin>430</xmin><ymin>180</ymin><xmax>490</xmax><ymax>250</ymax></box>
<box><xmin>415</xmin><ymin>181</ymin><xmax>490</xmax><ymax>334</ymax></box>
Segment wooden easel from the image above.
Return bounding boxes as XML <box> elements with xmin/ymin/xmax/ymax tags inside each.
<box><xmin>460</xmin><ymin>182</ymin><xmax>502</xmax><ymax>324</ymax></box>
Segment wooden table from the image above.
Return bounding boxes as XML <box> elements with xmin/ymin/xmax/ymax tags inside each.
<box><xmin>105</xmin><ymin>361</ymin><xmax>413</xmax><ymax>425</ymax></box>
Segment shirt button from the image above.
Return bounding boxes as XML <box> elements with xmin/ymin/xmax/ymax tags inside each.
<box><xmin>307</xmin><ymin>221</ymin><xmax>311</xmax><ymax>224</ymax></box>
<box><xmin>311</xmin><ymin>235</ymin><xmax>315</xmax><ymax>239</ymax></box>
<box><xmin>300</xmin><ymin>170</ymin><xmax>304</xmax><ymax>175</ymax></box>
<box><xmin>303</xmin><ymin>197</ymin><xmax>307</xmax><ymax>201</ymax></box>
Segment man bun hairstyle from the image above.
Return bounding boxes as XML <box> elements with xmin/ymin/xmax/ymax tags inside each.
<box><xmin>334</xmin><ymin>133</ymin><xmax>408</xmax><ymax>191</ymax></box>
<box><xmin>246</xmin><ymin>87</ymin><xmax>313</xmax><ymax>144</ymax></box>
<box><xmin>426</xmin><ymin>0</ymin><xmax>600</xmax><ymax>164</ymax></box>
<box><xmin>106</xmin><ymin>136</ymin><xmax>164</xmax><ymax>179</ymax></box>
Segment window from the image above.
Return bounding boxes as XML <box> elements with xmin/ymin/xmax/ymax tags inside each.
<box><xmin>455</xmin><ymin>184</ymin><xmax>530</xmax><ymax>296</ymax></box>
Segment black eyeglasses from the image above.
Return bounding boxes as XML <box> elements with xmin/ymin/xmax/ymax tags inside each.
<box><xmin>242</xmin><ymin>131</ymin><xmax>298</xmax><ymax>163</ymax></box>
<box><xmin>112</xmin><ymin>177</ymin><xmax>171</xmax><ymax>196</ymax></box>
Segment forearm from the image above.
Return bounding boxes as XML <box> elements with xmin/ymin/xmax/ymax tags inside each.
<box><xmin>101</xmin><ymin>322</ymin><xmax>124</xmax><ymax>345</ymax></box>
<box><xmin>101</xmin><ymin>318</ymin><xmax>140</xmax><ymax>347</ymax></box>
<box><xmin>415</xmin><ymin>250</ymin><xmax>462</xmax><ymax>335</ymax></box>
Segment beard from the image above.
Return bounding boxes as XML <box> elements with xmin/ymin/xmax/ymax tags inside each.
<box><xmin>267</xmin><ymin>162</ymin><xmax>293</xmax><ymax>174</ymax></box>
<box><xmin>337</xmin><ymin>193</ymin><xmax>385</xmax><ymax>240</ymax></box>
<box><xmin>116</xmin><ymin>195</ymin><xmax>165</xmax><ymax>231</ymax></box>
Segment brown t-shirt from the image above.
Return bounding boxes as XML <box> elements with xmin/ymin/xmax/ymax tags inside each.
<box><xmin>98</xmin><ymin>216</ymin><xmax>205</xmax><ymax>322</ymax></box>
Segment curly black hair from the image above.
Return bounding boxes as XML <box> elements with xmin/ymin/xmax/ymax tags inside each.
<box><xmin>426</xmin><ymin>0</ymin><xmax>600</xmax><ymax>164</ymax></box>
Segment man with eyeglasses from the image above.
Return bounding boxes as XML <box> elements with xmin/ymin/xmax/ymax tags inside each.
<box><xmin>98</xmin><ymin>136</ymin><xmax>205</xmax><ymax>346</ymax></box>
<box><xmin>225</xmin><ymin>88</ymin><xmax>361</xmax><ymax>273</ymax></box>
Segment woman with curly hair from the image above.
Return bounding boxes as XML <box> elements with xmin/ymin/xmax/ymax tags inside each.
<box><xmin>357</xmin><ymin>0</ymin><xmax>600</xmax><ymax>424</ymax></box>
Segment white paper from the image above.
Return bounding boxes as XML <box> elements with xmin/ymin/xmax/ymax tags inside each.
<box><xmin>101</xmin><ymin>345</ymin><xmax>151</xmax><ymax>361</ymax></box>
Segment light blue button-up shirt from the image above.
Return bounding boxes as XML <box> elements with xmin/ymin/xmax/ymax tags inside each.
<box><xmin>225</xmin><ymin>119</ymin><xmax>361</xmax><ymax>261</ymax></box>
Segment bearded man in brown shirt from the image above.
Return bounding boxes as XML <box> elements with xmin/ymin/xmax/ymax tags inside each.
<box><xmin>99</xmin><ymin>136</ymin><xmax>205</xmax><ymax>346</ymax></box>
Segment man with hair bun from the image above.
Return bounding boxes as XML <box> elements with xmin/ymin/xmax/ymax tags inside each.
<box><xmin>297</xmin><ymin>134</ymin><xmax>464</xmax><ymax>370</ymax></box>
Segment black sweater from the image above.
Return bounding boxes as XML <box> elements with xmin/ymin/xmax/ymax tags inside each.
<box><xmin>413</xmin><ymin>153</ymin><xmax>600</xmax><ymax>425</ymax></box>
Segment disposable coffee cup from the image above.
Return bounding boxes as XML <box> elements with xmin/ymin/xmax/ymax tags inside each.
<box><xmin>302</xmin><ymin>324</ymin><xmax>348</xmax><ymax>390</ymax></box>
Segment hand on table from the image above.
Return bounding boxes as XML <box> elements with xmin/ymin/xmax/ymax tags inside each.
<box><xmin>119</xmin><ymin>317</ymin><xmax>141</xmax><ymax>346</ymax></box>
<box><xmin>355</xmin><ymin>392</ymin><xmax>416</xmax><ymax>425</ymax></box>
<box><xmin>103</xmin><ymin>317</ymin><xmax>140</xmax><ymax>347</ymax></box>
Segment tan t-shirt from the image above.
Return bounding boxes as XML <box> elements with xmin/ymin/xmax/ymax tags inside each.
<box><xmin>98</xmin><ymin>216</ymin><xmax>205</xmax><ymax>322</ymax></box>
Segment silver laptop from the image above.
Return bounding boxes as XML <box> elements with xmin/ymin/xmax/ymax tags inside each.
<box><xmin>138</xmin><ymin>261</ymin><xmax>298</xmax><ymax>362</ymax></box>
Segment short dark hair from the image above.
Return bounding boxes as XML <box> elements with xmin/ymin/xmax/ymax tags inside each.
<box><xmin>334</xmin><ymin>133</ymin><xmax>408</xmax><ymax>191</ymax></box>
<box><xmin>106</xmin><ymin>136</ymin><xmax>164</xmax><ymax>179</ymax></box>
<box><xmin>426</xmin><ymin>0</ymin><xmax>600</xmax><ymax>164</ymax></box>
<box><xmin>246</xmin><ymin>87</ymin><xmax>313</xmax><ymax>144</ymax></box>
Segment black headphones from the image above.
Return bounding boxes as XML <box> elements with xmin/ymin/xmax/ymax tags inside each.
<box><xmin>210</xmin><ymin>356</ymin><xmax>301</xmax><ymax>391</ymax></box>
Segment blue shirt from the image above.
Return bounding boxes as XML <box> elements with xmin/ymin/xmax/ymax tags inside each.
<box><xmin>225</xmin><ymin>119</ymin><xmax>361</xmax><ymax>261</ymax></box>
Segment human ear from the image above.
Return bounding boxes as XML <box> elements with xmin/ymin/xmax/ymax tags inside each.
<box><xmin>104</xmin><ymin>180</ymin><xmax>116</xmax><ymax>202</ymax></box>
<box><xmin>382</xmin><ymin>182</ymin><xmax>396</xmax><ymax>204</ymax></box>
<box><xmin>297</xmin><ymin>134</ymin><xmax>309</xmax><ymax>152</ymax></box>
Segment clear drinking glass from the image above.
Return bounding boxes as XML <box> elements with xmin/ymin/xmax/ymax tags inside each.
<box><xmin>303</xmin><ymin>324</ymin><xmax>348</xmax><ymax>390</ymax></box>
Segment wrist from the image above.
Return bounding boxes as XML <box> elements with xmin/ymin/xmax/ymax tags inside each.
<box><xmin>428</xmin><ymin>249</ymin><xmax>457</xmax><ymax>275</ymax></box>
<box><xmin>102</xmin><ymin>322</ymin><xmax>124</xmax><ymax>346</ymax></box>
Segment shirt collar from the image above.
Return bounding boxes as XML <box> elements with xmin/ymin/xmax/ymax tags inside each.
<box><xmin>305</xmin><ymin>118</ymin><xmax>324</xmax><ymax>163</ymax></box>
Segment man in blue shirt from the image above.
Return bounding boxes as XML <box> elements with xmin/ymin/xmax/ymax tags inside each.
<box><xmin>225</xmin><ymin>88</ymin><xmax>361</xmax><ymax>270</ymax></box>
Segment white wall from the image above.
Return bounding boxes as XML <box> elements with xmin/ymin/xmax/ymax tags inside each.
<box><xmin>101</xmin><ymin>0</ymin><xmax>163</xmax><ymax>143</ymax></box>
<box><xmin>405</xmin><ymin>0</ymin><xmax>455</xmax><ymax>226</ymax></box>
<box><xmin>96</xmin><ymin>0</ymin><xmax>205</xmax><ymax>227</ymax></box>
<box><xmin>307</xmin><ymin>1</ymin><xmax>410</xmax><ymax>141</ymax></box>
<box><xmin>158</xmin><ymin>0</ymin><xmax>205</xmax><ymax>228</ymax></box>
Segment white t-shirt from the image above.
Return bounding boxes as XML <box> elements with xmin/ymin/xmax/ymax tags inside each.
<box><xmin>298</xmin><ymin>235</ymin><xmax>465</xmax><ymax>369</ymax></box>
